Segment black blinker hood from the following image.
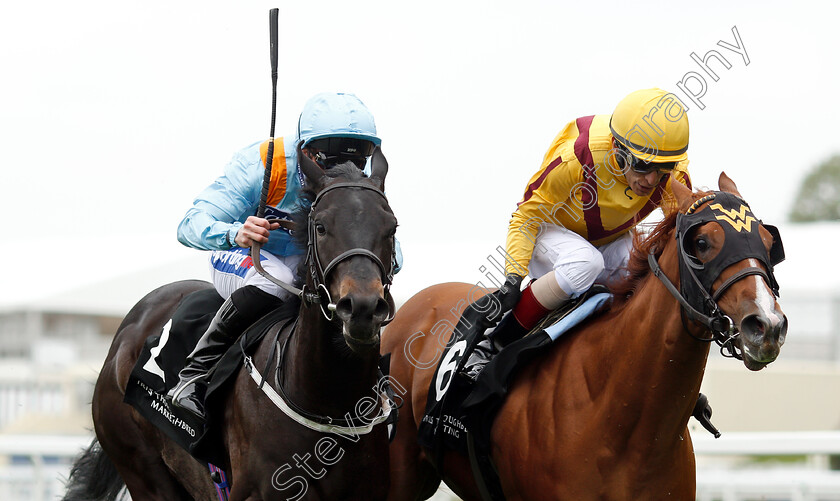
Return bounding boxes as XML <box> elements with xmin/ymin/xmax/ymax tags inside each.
<box><xmin>675</xmin><ymin>192</ymin><xmax>783</xmax><ymax>316</ymax></box>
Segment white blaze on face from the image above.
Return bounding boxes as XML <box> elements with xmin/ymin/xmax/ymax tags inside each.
<box><xmin>748</xmin><ymin>259</ymin><xmax>783</xmax><ymax>326</ymax></box>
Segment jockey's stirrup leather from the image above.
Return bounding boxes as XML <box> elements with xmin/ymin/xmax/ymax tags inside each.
<box><xmin>461</xmin><ymin>311</ymin><xmax>528</xmax><ymax>382</ymax></box>
<box><xmin>461</xmin><ymin>338</ymin><xmax>497</xmax><ymax>382</ymax></box>
<box><xmin>168</xmin><ymin>297</ymin><xmax>246</xmax><ymax>421</ymax></box>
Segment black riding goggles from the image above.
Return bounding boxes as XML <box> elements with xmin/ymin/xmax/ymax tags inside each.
<box><xmin>307</xmin><ymin>137</ymin><xmax>376</xmax><ymax>167</ymax></box>
<box><xmin>614</xmin><ymin>141</ymin><xmax>677</xmax><ymax>175</ymax></box>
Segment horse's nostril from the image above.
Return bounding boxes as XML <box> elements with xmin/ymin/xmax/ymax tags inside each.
<box><xmin>778</xmin><ymin>315</ymin><xmax>788</xmax><ymax>344</ymax></box>
<box><xmin>741</xmin><ymin>315</ymin><xmax>763</xmax><ymax>336</ymax></box>
<box><xmin>335</xmin><ymin>297</ymin><xmax>353</xmax><ymax>321</ymax></box>
<box><xmin>334</xmin><ymin>293</ymin><xmax>390</xmax><ymax>327</ymax></box>
<box><xmin>374</xmin><ymin>297</ymin><xmax>390</xmax><ymax>321</ymax></box>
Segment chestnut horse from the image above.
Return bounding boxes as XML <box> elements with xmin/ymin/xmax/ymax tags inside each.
<box><xmin>382</xmin><ymin>173</ymin><xmax>787</xmax><ymax>500</ymax></box>
<box><xmin>64</xmin><ymin>150</ymin><xmax>398</xmax><ymax>500</ymax></box>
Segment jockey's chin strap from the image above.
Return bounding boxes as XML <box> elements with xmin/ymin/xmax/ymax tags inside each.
<box><xmin>249</xmin><ymin>180</ymin><xmax>396</xmax><ymax>324</ymax></box>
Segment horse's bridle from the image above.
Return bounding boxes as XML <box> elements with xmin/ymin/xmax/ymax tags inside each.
<box><xmin>648</xmin><ymin>191</ymin><xmax>785</xmax><ymax>359</ymax></box>
<box><xmin>250</xmin><ymin>181</ymin><xmax>396</xmax><ymax>324</ymax></box>
<box><xmin>305</xmin><ymin>181</ymin><xmax>396</xmax><ymax>323</ymax></box>
<box><xmin>243</xmin><ymin>181</ymin><xmax>398</xmax><ymax>436</ymax></box>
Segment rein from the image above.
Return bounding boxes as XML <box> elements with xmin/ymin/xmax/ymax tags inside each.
<box><xmin>647</xmin><ymin>252</ymin><xmax>739</xmax><ymax>354</ymax></box>
<box><xmin>243</xmin><ymin>179</ymin><xmax>396</xmax><ymax>435</ymax></box>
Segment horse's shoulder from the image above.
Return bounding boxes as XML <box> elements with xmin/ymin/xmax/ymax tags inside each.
<box><xmin>506</xmin><ymin>308</ymin><xmax>627</xmax><ymax>426</ymax></box>
<box><xmin>383</xmin><ymin>282</ymin><xmax>475</xmax><ymax>346</ymax></box>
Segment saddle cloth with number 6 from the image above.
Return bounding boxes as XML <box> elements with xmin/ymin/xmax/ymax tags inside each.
<box><xmin>417</xmin><ymin>287</ymin><xmax>612</xmax><ymax>457</ymax></box>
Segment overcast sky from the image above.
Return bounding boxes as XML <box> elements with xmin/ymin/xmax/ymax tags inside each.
<box><xmin>1</xmin><ymin>0</ymin><xmax>838</xmax><ymax>306</ymax></box>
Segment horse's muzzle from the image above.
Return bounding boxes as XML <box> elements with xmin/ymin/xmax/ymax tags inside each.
<box><xmin>740</xmin><ymin>312</ymin><xmax>788</xmax><ymax>371</ymax></box>
<box><xmin>335</xmin><ymin>292</ymin><xmax>390</xmax><ymax>352</ymax></box>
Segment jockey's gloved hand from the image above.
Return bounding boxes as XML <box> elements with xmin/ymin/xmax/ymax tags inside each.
<box><xmin>498</xmin><ymin>273</ymin><xmax>524</xmax><ymax>313</ymax></box>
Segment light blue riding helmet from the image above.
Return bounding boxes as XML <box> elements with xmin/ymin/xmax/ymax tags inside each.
<box><xmin>297</xmin><ymin>93</ymin><xmax>382</xmax><ymax>158</ymax></box>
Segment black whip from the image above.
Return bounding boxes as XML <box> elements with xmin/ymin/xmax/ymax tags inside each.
<box><xmin>257</xmin><ymin>8</ymin><xmax>279</xmax><ymax>218</ymax></box>
<box><xmin>249</xmin><ymin>7</ymin><xmax>304</xmax><ymax>300</ymax></box>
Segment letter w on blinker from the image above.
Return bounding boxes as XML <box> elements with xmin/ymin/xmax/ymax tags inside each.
<box><xmin>710</xmin><ymin>203</ymin><xmax>756</xmax><ymax>233</ymax></box>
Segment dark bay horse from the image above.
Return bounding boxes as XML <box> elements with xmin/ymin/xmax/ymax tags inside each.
<box><xmin>382</xmin><ymin>173</ymin><xmax>787</xmax><ymax>500</ymax></box>
<box><xmin>64</xmin><ymin>149</ymin><xmax>398</xmax><ymax>500</ymax></box>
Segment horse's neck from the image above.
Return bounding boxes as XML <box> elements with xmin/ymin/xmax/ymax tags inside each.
<box><xmin>282</xmin><ymin>306</ymin><xmax>380</xmax><ymax>414</ymax></box>
<box><xmin>533</xmin><ymin>243</ymin><xmax>710</xmax><ymax>444</ymax></box>
<box><xmin>601</xmin><ymin>243</ymin><xmax>711</xmax><ymax>436</ymax></box>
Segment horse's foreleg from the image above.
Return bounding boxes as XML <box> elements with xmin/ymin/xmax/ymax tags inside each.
<box><xmin>159</xmin><ymin>439</ymin><xmax>221</xmax><ymax>500</ymax></box>
<box><xmin>96</xmin><ymin>412</ymin><xmax>196</xmax><ymax>500</ymax></box>
<box><xmin>387</xmin><ymin>422</ymin><xmax>441</xmax><ymax>500</ymax></box>
<box><xmin>385</xmin><ymin>370</ymin><xmax>442</xmax><ymax>500</ymax></box>
<box><xmin>93</xmin><ymin>365</ymin><xmax>199</xmax><ymax>500</ymax></box>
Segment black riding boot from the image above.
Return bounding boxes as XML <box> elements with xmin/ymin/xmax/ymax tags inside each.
<box><xmin>168</xmin><ymin>285</ymin><xmax>281</xmax><ymax>421</ymax></box>
<box><xmin>461</xmin><ymin>311</ymin><xmax>529</xmax><ymax>381</ymax></box>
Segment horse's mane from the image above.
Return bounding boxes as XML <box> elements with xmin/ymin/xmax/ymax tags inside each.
<box><xmin>608</xmin><ymin>188</ymin><xmax>712</xmax><ymax>304</ymax></box>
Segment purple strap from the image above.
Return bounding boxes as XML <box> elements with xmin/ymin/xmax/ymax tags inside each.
<box><xmin>208</xmin><ymin>463</ymin><xmax>231</xmax><ymax>500</ymax></box>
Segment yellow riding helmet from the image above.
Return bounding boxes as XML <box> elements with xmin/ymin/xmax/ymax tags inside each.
<box><xmin>609</xmin><ymin>88</ymin><xmax>689</xmax><ymax>163</ymax></box>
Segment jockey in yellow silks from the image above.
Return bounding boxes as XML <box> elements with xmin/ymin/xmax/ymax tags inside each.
<box><xmin>464</xmin><ymin>88</ymin><xmax>692</xmax><ymax>380</ymax></box>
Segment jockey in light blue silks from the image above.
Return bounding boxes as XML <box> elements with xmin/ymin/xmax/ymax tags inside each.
<box><xmin>168</xmin><ymin>92</ymin><xmax>403</xmax><ymax>422</ymax></box>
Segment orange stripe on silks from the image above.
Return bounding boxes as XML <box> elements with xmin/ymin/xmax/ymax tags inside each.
<box><xmin>259</xmin><ymin>139</ymin><xmax>288</xmax><ymax>208</ymax></box>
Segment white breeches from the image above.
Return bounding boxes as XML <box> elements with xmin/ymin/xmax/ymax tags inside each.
<box><xmin>527</xmin><ymin>225</ymin><xmax>634</xmax><ymax>296</ymax></box>
<box><xmin>207</xmin><ymin>247</ymin><xmax>303</xmax><ymax>301</ymax></box>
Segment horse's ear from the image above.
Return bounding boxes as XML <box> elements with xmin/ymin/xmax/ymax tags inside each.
<box><xmin>670</xmin><ymin>175</ymin><xmax>694</xmax><ymax>212</ymax></box>
<box><xmin>298</xmin><ymin>144</ymin><xmax>326</xmax><ymax>189</ymax></box>
<box><xmin>370</xmin><ymin>146</ymin><xmax>388</xmax><ymax>190</ymax></box>
<box><xmin>718</xmin><ymin>171</ymin><xmax>742</xmax><ymax>197</ymax></box>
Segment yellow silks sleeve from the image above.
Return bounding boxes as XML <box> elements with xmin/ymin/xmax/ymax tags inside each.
<box><xmin>504</xmin><ymin>155</ymin><xmax>583</xmax><ymax>277</ymax></box>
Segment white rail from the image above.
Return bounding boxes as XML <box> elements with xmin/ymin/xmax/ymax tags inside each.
<box><xmin>693</xmin><ymin>430</ymin><xmax>840</xmax><ymax>456</ymax></box>
<box><xmin>0</xmin><ymin>434</ymin><xmax>91</xmax><ymax>501</ymax></box>
<box><xmin>692</xmin><ymin>430</ymin><xmax>840</xmax><ymax>501</ymax></box>
<box><xmin>2</xmin><ymin>432</ymin><xmax>840</xmax><ymax>500</ymax></box>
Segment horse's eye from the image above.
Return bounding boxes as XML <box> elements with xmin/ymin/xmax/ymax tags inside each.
<box><xmin>695</xmin><ymin>237</ymin><xmax>710</xmax><ymax>253</ymax></box>
<box><xmin>315</xmin><ymin>223</ymin><xmax>326</xmax><ymax>236</ymax></box>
